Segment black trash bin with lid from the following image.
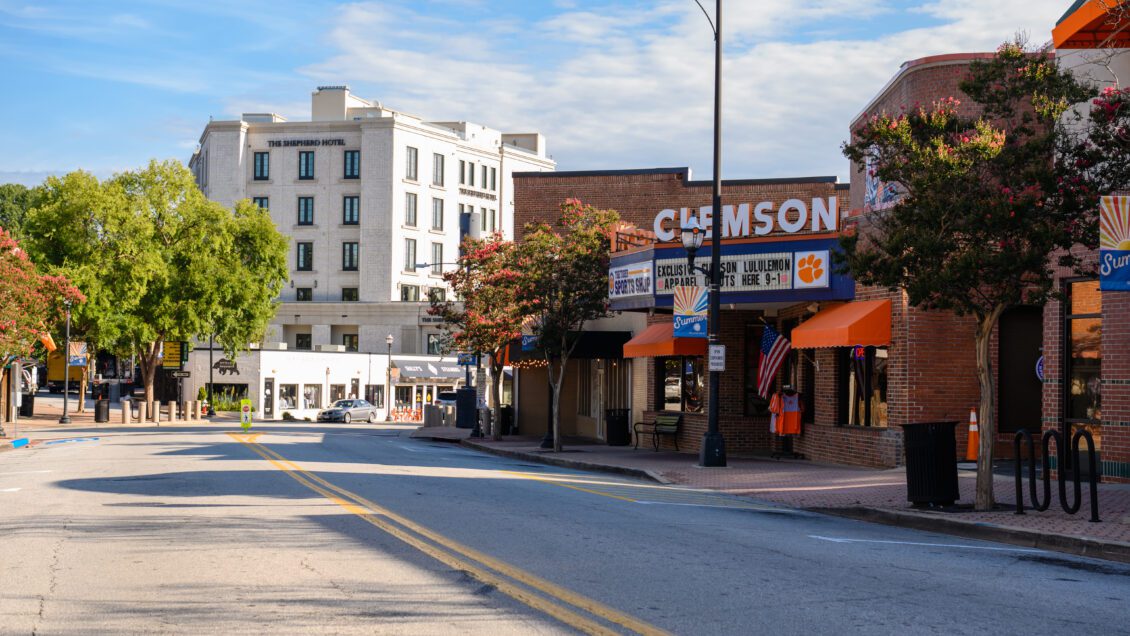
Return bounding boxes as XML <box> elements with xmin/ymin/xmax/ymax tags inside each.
<box><xmin>18</xmin><ymin>393</ymin><xmax>34</xmax><ymax>417</ymax></box>
<box><xmin>900</xmin><ymin>421</ymin><xmax>959</xmax><ymax>507</ymax></box>
<box><xmin>605</xmin><ymin>408</ymin><xmax>631</xmax><ymax>446</ymax></box>
<box><xmin>95</xmin><ymin>398</ymin><xmax>110</xmax><ymax>423</ymax></box>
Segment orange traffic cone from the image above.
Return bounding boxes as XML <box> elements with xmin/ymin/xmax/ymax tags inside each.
<box><xmin>965</xmin><ymin>408</ymin><xmax>979</xmax><ymax>461</ymax></box>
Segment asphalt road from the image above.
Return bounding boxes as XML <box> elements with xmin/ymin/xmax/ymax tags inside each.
<box><xmin>2</xmin><ymin>420</ymin><xmax>1128</xmax><ymax>635</ymax></box>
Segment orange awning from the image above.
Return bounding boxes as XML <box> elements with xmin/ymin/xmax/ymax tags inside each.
<box><xmin>623</xmin><ymin>323</ymin><xmax>708</xmax><ymax>358</ymax></box>
<box><xmin>1053</xmin><ymin>0</ymin><xmax>1130</xmax><ymax>49</ymax></box>
<box><xmin>792</xmin><ymin>300</ymin><xmax>891</xmax><ymax>349</ymax></box>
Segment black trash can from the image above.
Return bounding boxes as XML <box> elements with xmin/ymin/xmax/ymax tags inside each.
<box><xmin>18</xmin><ymin>393</ymin><xmax>34</xmax><ymax>417</ymax></box>
<box><xmin>900</xmin><ymin>421</ymin><xmax>959</xmax><ymax>507</ymax></box>
<box><xmin>606</xmin><ymin>408</ymin><xmax>631</xmax><ymax>446</ymax></box>
<box><xmin>500</xmin><ymin>405</ymin><xmax>515</xmax><ymax>435</ymax></box>
<box><xmin>95</xmin><ymin>398</ymin><xmax>110</xmax><ymax>423</ymax></box>
<box><xmin>455</xmin><ymin>387</ymin><xmax>478</xmax><ymax>429</ymax></box>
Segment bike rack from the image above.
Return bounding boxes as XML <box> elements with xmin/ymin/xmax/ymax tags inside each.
<box><xmin>1013</xmin><ymin>428</ymin><xmax>1100</xmax><ymax>522</ymax></box>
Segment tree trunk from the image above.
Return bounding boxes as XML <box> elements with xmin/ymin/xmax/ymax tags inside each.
<box><xmin>490</xmin><ymin>358</ymin><xmax>503</xmax><ymax>441</ymax></box>
<box><xmin>974</xmin><ymin>305</ymin><xmax>1006</xmax><ymax>512</ymax></box>
<box><xmin>138</xmin><ymin>340</ymin><xmax>161</xmax><ymax>410</ymax></box>
<box><xmin>78</xmin><ymin>349</ymin><xmax>95</xmax><ymax>412</ymax></box>
<box><xmin>547</xmin><ymin>355</ymin><xmax>567</xmax><ymax>453</ymax></box>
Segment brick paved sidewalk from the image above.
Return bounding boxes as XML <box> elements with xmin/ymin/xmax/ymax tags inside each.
<box><xmin>463</xmin><ymin>436</ymin><xmax>1130</xmax><ymax>562</ymax></box>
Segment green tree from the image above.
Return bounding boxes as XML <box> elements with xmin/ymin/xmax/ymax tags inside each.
<box><xmin>517</xmin><ymin>199</ymin><xmax>618</xmax><ymax>452</ymax></box>
<box><xmin>841</xmin><ymin>40</ymin><xmax>1103</xmax><ymax>510</ymax></box>
<box><xmin>0</xmin><ymin>183</ymin><xmax>41</xmax><ymax>237</ymax></box>
<box><xmin>24</xmin><ymin>161</ymin><xmax>288</xmax><ymax>407</ymax></box>
<box><xmin>430</xmin><ymin>232</ymin><xmax>525</xmax><ymax>440</ymax></box>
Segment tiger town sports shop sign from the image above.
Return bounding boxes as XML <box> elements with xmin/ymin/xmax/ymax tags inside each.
<box><xmin>608</xmin><ymin>235</ymin><xmax>856</xmax><ymax>311</ymax></box>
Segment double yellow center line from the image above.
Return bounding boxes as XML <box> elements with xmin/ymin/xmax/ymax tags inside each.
<box><xmin>227</xmin><ymin>433</ymin><xmax>669</xmax><ymax>636</ymax></box>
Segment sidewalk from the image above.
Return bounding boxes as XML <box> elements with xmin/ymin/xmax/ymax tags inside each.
<box><xmin>1</xmin><ymin>395</ymin><xmax>238</xmax><ymax>443</ymax></box>
<box><xmin>462</xmin><ymin>436</ymin><xmax>1130</xmax><ymax>563</ymax></box>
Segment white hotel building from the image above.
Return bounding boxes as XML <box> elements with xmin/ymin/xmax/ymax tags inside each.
<box><xmin>185</xmin><ymin>86</ymin><xmax>554</xmax><ymax>419</ymax></box>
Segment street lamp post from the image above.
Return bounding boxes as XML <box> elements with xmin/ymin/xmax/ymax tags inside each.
<box><xmin>385</xmin><ymin>334</ymin><xmax>394</xmax><ymax>421</ymax></box>
<box><xmin>207</xmin><ymin>333</ymin><xmax>216</xmax><ymax>417</ymax></box>
<box><xmin>59</xmin><ymin>304</ymin><xmax>72</xmax><ymax>424</ymax></box>
<box><xmin>691</xmin><ymin>0</ymin><xmax>726</xmax><ymax>467</ymax></box>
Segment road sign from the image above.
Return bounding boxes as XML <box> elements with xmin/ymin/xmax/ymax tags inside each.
<box><xmin>240</xmin><ymin>398</ymin><xmax>252</xmax><ymax>431</ymax></box>
<box><xmin>162</xmin><ymin>341</ymin><xmax>187</xmax><ymax>369</ymax></box>
<box><xmin>708</xmin><ymin>344</ymin><xmax>726</xmax><ymax>372</ymax></box>
<box><xmin>171</xmin><ymin>370</ymin><xmax>190</xmax><ymax>378</ymax></box>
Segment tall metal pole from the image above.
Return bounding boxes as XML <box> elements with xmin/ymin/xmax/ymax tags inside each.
<box><xmin>700</xmin><ymin>0</ymin><xmax>726</xmax><ymax>467</ymax></box>
<box><xmin>386</xmin><ymin>338</ymin><xmax>393</xmax><ymax>421</ymax></box>
<box><xmin>207</xmin><ymin>332</ymin><xmax>215</xmax><ymax>417</ymax></box>
<box><xmin>59</xmin><ymin>307</ymin><xmax>72</xmax><ymax>424</ymax></box>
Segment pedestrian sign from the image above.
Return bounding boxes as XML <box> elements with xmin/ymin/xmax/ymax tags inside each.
<box><xmin>240</xmin><ymin>399</ymin><xmax>252</xmax><ymax>431</ymax></box>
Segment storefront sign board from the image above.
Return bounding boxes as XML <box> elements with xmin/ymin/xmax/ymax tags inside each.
<box><xmin>652</xmin><ymin>197</ymin><xmax>839</xmax><ymax>242</ymax></box>
<box><xmin>1100</xmin><ymin>195</ymin><xmax>1130</xmax><ymax>291</ymax></box>
<box><xmin>708</xmin><ymin>344</ymin><xmax>726</xmax><ymax>372</ymax></box>
<box><xmin>608</xmin><ymin>262</ymin><xmax>653</xmax><ymax>299</ymax></box>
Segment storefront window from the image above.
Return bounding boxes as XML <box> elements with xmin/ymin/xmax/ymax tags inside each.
<box><xmin>1065</xmin><ymin>280</ymin><xmax>1101</xmax><ymax>448</ymax></box>
<box><xmin>302</xmin><ymin>384</ymin><xmax>322</xmax><ymax>409</ymax></box>
<box><xmin>656</xmin><ymin>357</ymin><xmax>704</xmax><ymax>413</ymax></box>
<box><xmin>395</xmin><ymin>386</ymin><xmax>413</xmax><ymax>408</ymax></box>
<box><xmin>330</xmin><ymin>384</ymin><xmax>346</xmax><ymax>402</ymax></box>
<box><xmin>278</xmin><ymin>384</ymin><xmax>298</xmax><ymax>410</ymax></box>
<box><xmin>840</xmin><ymin>346</ymin><xmax>888</xmax><ymax>427</ymax></box>
<box><xmin>364</xmin><ymin>384</ymin><xmax>385</xmax><ymax>409</ymax></box>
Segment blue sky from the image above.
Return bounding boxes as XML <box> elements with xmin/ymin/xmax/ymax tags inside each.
<box><xmin>0</xmin><ymin>1</ymin><xmax>1076</xmax><ymax>186</ymax></box>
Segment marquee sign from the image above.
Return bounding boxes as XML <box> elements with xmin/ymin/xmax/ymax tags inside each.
<box><xmin>654</xmin><ymin>251</ymin><xmax>829</xmax><ymax>295</ymax></box>
<box><xmin>652</xmin><ymin>197</ymin><xmax>839</xmax><ymax>242</ymax></box>
<box><xmin>1100</xmin><ymin>195</ymin><xmax>1130</xmax><ymax>291</ymax></box>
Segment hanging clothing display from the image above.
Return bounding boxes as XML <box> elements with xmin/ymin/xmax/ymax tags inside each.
<box><xmin>769</xmin><ymin>389</ymin><xmax>803</xmax><ymax>436</ymax></box>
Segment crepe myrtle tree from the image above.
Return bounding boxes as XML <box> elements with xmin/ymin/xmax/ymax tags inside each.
<box><xmin>429</xmin><ymin>232</ymin><xmax>525</xmax><ymax>440</ymax></box>
<box><xmin>516</xmin><ymin>199</ymin><xmax>619</xmax><ymax>452</ymax></box>
<box><xmin>840</xmin><ymin>39</ymin><xmax>1116</xmax><ymax>511</ymax></box>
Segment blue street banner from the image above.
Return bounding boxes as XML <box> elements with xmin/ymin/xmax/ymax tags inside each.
<box><xmin>457</xmin><ymin>353</ymin><xmax>478</xmax><ymax>366</ymax></box>
<box><xmin>67</xmin><ymin>342</ymin><xmax>88</xmax><ymax>367</ymax></box>
<box><xmin>1100</xmin><ymin>195</ymin><xmax>1130</xmax><ymax>291</ymax></box>
<box><xmin>673</xmin><ymin>285</ymin><xmax>708</xmax><ymax>338</ymax></box>
<box><xmin>521</xmin><ymin>335</ymin><xmax>538</xmax><ymax>351</ymax></box>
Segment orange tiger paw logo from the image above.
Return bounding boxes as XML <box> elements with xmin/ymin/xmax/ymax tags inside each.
<box><xmin>797</xmin><ymin>254</ymin><xmax>824</xmax><ymax>284</ymax></box>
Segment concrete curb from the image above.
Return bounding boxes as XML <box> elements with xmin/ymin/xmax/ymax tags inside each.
<box><xmin>457</xmin><ymin>440</ymin><xmax>1130</xmax><ymax>564</ymax></box>
<box><xmin>811</xmin><ymin>506</ymin><xmax>1130</xmax><ymax>564</ymax></box>
<box><xmin>460</xmin><ymin>440</ymin><xmax>672</xmax><ymax>484</ymax></box>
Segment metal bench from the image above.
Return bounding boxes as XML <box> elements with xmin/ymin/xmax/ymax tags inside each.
<box><xmin>634</xmin><ymin>414</ymin><xmax>682</xmax><ymax>451</ymax></box>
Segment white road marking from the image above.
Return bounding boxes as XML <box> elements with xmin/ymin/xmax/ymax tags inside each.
<box><xmin>809</xmin><ymin>535</ymin><xmax>1044</xmax><ymax>553</ymax></box>
<box><xmin>395</xmin><ymin>444</ymin><xmax>427</xmax><ymax>453</ymax></box>
<box><xmin>1</xmin><ymin>488</ymin><xmax>21</xmax><ymax>493</ymax></box>
<box><xmin>0</xmin><ymin>470</ymin><xmax>52</xmax><ymax>475</ymax></box>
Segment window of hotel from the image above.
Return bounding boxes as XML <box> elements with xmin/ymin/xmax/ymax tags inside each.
<box><xmin>426</xmin><ymin>333</ymin><xmax>443</xmax><ymax>355</ymax></box>
<box><xmin>404</xmin><ymin>238</ymin><xmax>416</xmax><ymax>272</ymax></box>
<box><xmin>400</xmin><ymin>284</ymin><xmax>420</xmax><ymax>302</ymax></box>
<box><xmin>365</xmin><ymin>385</ymin><xmax>385</xmax><ymax>409</ymax></box>
<box><xmin>298</xmin><ymin>151</ymin><xmax>315</xmax><ymax>180</ymax></box>
<box><xmin>481</xmin><ymin>165</ymin><xmax>488</xmax><ymax>189</ymax></box>
<box><xmin>490</xmin><ymin>167</ymin><xmax>497</xmax><ymax>191</ymax></box>
<box><xmin>342</xmin><ymin>287</ymin><xmax>358</xmax><ymax>301</ymax></box>
<box><xmin>838</xmin><ymin>346</ymin><xmax>889</xmax><ymax>427</ymax></box>
<box><xmin>430</xmin><ymin>243</ymin><xmax>443</xmax><ymax>274</ymax></box>
<box><xmin>343</xmin><ymin>150</ymin><xmax>360</xmax><ymax>179</ymax></box>
<box><xmin>343</xmin><ymin>334</ymin><xmax>359</xmax><ymax>352</ymax></box>
<box><xmin>254</xmin><ymin>152</ymin><xmax>269</xmax><ymax>180</ymax></box>
<box><xmin>278</xmin><ymin>384</ymin><xmax>298</xmax><ymax>410</ymax></box>
<box><xmin>252</xmin><ymin>197</ymin><xmax>269</xmax><ymax>209</ymax></box>
<box><xmin>488</xmin><ymin>209</ymin><xmax>496</xmax><ymax>232</ymax></box>
<box><xmin>295</xmin><ymin>287</ymin><xmax>312</xmax><ymax>301</ymax></box>
<box><xmin>295</xmin><ymin>334</ymin><xmax>312</xmax><ymax>350</ymax></box>
<box><xmin>302</xmin><ymin>384</ymin><xmax>322</xmax><ymax>408</ymax></box>
<box><xmin>342</xmin><ymin>242</ymin><xmax>359</xmax><ymax>271</ymax></box>
<box><xmin>405</xmin><ymin>192</ymin><xmax>417</xmax><ymax>226</ymax></box>
<box><xmin>343</xmin><ymin>195</ymin><xmax>359</xmax><ymax>225</ymax></box>
<box><xmin>655</xmin><ymin>357</ymin><xmax>704</xmax><ymax>413</ymax></box>
<box><xmin>480</xmin><ymin>207</ymin><xmax>488</xmax><ymax>231</ymax></box>
<box><xmin>297</xmin><ymin>197</ymin><xmax>314</xmax><ymax>225</ymax></box>
<box><xmin>459</xmin><ymin>160</ymin><xmax>466</xmax><ymax>185</ymax></box>
<box><xmin>427</xmin><ymin>287</ymin><xmax>445</xmax><ymax>303</ymax></box>
<box><xmin>467</xmin><ymin>161</ymin><xmax>475</xmax><ymax>187</ymax></box>
<box><xmin>296</xmin><ymin>242</ymin><xmax>313</xmax><ymax>271</ymax></box>
<box><xmin>1065</xmin><ymin>279</ymin><xmax>1102</xmax><ymax>440</ymax></box>
<box><xmin>432</xmin><ymin>153</ymin><xmax>444</xmax><ymax>186</ymax></box>
<box><xmin>432</xmin><ymin>198</ymin><xmax>444</xmax><ymax>230</ymax></box>
<box><xmin>406</xmin><ymin>146</ymin><xmax>418</xmax><ymax>181</ymax></box>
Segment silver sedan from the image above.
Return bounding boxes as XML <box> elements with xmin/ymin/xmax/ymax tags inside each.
<box><xmin>316</xmin><ymin>399</ymin><xmax>378</xmax><ymax>423</ymax></box>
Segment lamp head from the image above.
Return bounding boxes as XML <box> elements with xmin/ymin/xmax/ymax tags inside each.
<box><xmin>681</xmin><ymin>219</ymin><xmax>703</xmax><ymax>270</ymax></box>
<box><xmin>386</xmin><ymin>334</ymin><xmax>394</xmax><ymax>346</ymax></box>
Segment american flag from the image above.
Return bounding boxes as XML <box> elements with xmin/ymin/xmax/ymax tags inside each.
<box><xmin>757</xmin><ymin>325</ymin><xmax>791</xmax><ymax>398</ymax></box>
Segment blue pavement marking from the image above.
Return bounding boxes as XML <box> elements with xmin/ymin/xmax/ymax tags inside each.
<box><xmin>42</xmin><ymin>437</ymin><xmax>100</xmax><ymax>446</ymax></box>
<box><xmin>5</xmin><ymin>438</ymin><xmax>29</xmax><ymax>449</ymax></box>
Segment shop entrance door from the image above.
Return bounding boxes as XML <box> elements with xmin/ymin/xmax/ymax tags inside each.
<box><xmin>999</xmin><ymin>306</ymin><xmax>1042</xmax><ymax>435</ymax></box>
<box><xmin>263</xmin><ymin>378</ymin><xmax>274</xmax><ymax>419</ymax></box>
